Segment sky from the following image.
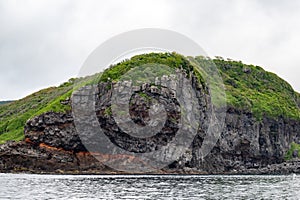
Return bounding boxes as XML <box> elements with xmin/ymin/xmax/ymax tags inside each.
<box><xmin>0</xmin><ymin>0</ymin><xmax>299</xmax><ymax>100</ymax></box>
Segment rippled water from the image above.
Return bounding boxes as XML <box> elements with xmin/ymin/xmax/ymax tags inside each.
<box><xmin>0</xmin><ymin>173</ymin><xmax>299</xmax><ymax>199</ymax></box>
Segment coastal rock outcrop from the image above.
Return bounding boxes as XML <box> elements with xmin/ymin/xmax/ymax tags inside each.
<box><xmin>1</xmin><ymin>73</ymin><xmax>300</xmax><ymax>174</ymax></box>
<box><xmin>190</xmin><ymin>108</ymin><xmax>300</xmax><ymax>174</ymax></box>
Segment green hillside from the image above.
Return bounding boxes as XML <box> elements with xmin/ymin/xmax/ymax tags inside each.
<box><xmin>0</xmin><ymin>82</ymin><xmax>74</xmax><ymax>144</ymax></box>
<box><xmin>0</xmin><ymin>52</ymin><xmax>299</xmax><ymax>144</ymax></box>
<box><xmin>203</xmin><ymin>57</ymin><xmax>300</xmax><ymax>120</ymax></box>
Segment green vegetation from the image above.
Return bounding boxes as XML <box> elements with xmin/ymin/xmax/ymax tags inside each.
<box><xmin>211</xmin><ymin>58</ymin><xmax>299</xmax><ymax>120</ymax></box>
<box><xmin>285</xmin><ymin>142</ymin><xmax>300</xmax><ymax>160</ymax></box>
<box><xmin>100</xmin><ymin>52</ymin><xmax>200</xmax><ymax>83</ymax></box>
<box><xmin>0</xmin><ymin>52</ymin><xmax>299</xmax><ymax>144</ymax></box>
<box><xmin>103</xmin><ymin>106</ymin><xmax>112</xmax><ymax>117</ymax></box>
<box><xmin>138</xmin><ymin>92</ymin><xmax>152</xmax><ymax>103</ymax></box>
<box><xmin>118</xmin><ymin>63</ymin><xmax>174</xmax><ymax>84</ymax></box>
<box><xmin>0</xmin><ymin>79</ymin><xmax>74</xmax><ymax>144</ymax></box>
<box><xmin>0</xmin><ymin>73</ymin><xmax>102</xmax><ymax>144</ymax></box>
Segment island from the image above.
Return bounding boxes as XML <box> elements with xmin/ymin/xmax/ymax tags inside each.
<box><xmin>0</xmin><ymin>52</ymin><xmax>299</xmax><ymax>174</ymax></box>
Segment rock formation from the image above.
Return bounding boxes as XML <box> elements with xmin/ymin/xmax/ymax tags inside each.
<box><xmin>1</xmin><ymin>71</ymin><xmax>300</xmax><ymax>174</ymax></box>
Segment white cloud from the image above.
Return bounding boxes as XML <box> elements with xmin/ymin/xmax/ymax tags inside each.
<box><xmin>0</xmin><ymin>0</ymin><xmax>299</xmax><ymax>100</ymax></box>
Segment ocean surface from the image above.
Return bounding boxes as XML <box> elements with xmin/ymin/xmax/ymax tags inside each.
<box><xmin>0</xmin><ymin>173</ymin><xmax>299</xmax><ymax>199</ymax></box>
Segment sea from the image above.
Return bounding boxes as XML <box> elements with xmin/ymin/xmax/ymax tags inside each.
<box><xmin>0</xmin><ymin>173</ymin><xmax>299</xmax><ymax>199</ymax></box>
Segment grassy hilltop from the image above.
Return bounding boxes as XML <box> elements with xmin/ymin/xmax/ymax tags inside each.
<box><xmin>0</xmin><ymin>52</ymin><xmax>299</xmax><ymax>144</ymax></box>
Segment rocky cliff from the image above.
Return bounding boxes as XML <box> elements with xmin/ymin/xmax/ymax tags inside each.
<box><xmin>193</xmin><ymin>107</ymin><xmax>300</xmax><ymax>174</ymax></box>
<box><xmin>1</xmin><ymin>106</ymin><xmax>300</xmax><ymax>174</ymax></box>
<box><xmin>0</xmin><ymin>52</ymin><xmax>300</xmax><ymax>174</ymax></box>
<box><xmin>1</xmin><ymin>79</ymin><xmax>300</xmax><ymax>174</ymax></box>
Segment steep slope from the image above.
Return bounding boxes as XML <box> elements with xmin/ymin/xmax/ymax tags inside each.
<box><xmin>100</xmin><ymin>53</ymin><xmax>300</xmax><ymax>120</ymax></box>
<box><xmin>211</xmin><ymin>57</ymin><xmax>300</xmax><ymax>120</ymax></box>
<box><xmin>0</xmin><ymin>81</ymin><xmax>74</xmax><ymax>144</ymax></box>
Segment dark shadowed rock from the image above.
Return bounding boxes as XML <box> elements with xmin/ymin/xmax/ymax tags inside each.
<box><xmin>293</xmin><ymin>150</ymin><xmax>299</xmax><ymax>158</ymax></box>
<box><xmin>24</xmin><ymin>112</ymin><xmax>86</xmax><ymax>152</ymax></box>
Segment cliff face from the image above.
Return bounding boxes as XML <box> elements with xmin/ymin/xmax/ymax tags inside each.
<box><xmin>1</xmin><ymin>53</ymin><xmax>300</xmax><ymax>174</ymax></box>
<box><xmin>1</xmin><ymin>108</ymin><xmax>299</xmax><ymax>174</ymax></box>
<box><xmin>0</xmin><ymin>112</ymin><xmax>106</xmax><ymax>173</ymax></box>
<box><xmin>1</xmin><ymin>81</ymin><xmax>299</xmax><ymax>174</ymax></box>
<box><xmin>191</xmin><ymin>108</ymin><xmax>300</xmax><ymax>173</ymax></box>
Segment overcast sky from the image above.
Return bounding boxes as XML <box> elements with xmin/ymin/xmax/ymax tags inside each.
<box><xmin>0</xmin><ymin>0</ymin><xmax>299</xmax><ymax>100</ymax></box>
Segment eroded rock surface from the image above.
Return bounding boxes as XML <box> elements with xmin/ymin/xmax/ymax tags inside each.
<box><xmin>1</xmin><ymin>73</ymin><xmax>300</xmax><ymax>174</ymax></box>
